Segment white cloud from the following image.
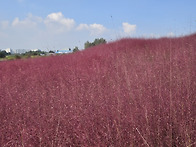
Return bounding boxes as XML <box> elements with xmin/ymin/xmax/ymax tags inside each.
<box><xmin>12</xmin><ymin>18</ymin><xmax>21</xmax><ymax>26</ymax></box>
<box><xmin>11</xmin><ymin>14</ymin><xmax>42</xmax><ymax>29</ymax></box>
<box><xmin>46</xmin><ymin>12</ymin><xmax>63</xmax><ymax>22</ymax></box>
<box><xmin>10</xmin><ymin>12</ymin><xmax>75</xmax><ymax>34</ymax></box>
<box><xmin>76</xmin><ymin>24</ymin><xmax>89</xmax><ymax>30</ymax></box>
<box><xmin>76</xmin><ymin>23</ymin><xmax>107</xmax><ymax>35</ymax></box>
<box><xmin>89</xmin><ymin>24</ymin><xmax>106</xmax><ymax>34</ymax></box>
<box><xmin>12</xmin><ymin>17</ymin><xmax>37</xmax><ymax>28</ymax></box>
<box><xmin>0</xmin><ymin>12</ymin><xmax>78</xmax><ymax>49</ymax></box>
<box><xmin>122</xmin><ymin>22</ymin><xmax>136</xmax><ymax>34</ymax></box>
<box><xmin>0</xmin><ymin>12</ymin><xmax>119</xmax><ymax>50</ymax></box>
<box><xmin>45</xmin><ymin>12</ymin><xmax>75</xmax><ymax>32</ymax></box>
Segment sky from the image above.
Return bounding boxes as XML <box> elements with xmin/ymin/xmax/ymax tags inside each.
<box><xmin>0</xmin><ymin>0</ymin><xmax>196</xmax><ymax>51</ymax></box>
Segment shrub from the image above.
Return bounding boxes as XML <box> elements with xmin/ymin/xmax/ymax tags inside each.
<box><xmin>0</xmin><ymin>51</ymin><xmax>7</xmax><ymax>58</ymax></box>
<box><xmin>14</xmin><ymin>54</ymin><xmax>22</xmax><ymax>59</ymax></box>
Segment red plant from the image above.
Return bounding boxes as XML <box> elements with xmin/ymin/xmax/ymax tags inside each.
<box><xmin>0</xmin><ymin>34</ymin><xmax>195</xmax><ymax>146</ymax></box>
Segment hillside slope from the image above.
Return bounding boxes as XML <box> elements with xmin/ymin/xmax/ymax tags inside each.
<box><xmin>0</xmin><ymin>34</ymin><xmax>196</xmax><ymax>146</ymax></box>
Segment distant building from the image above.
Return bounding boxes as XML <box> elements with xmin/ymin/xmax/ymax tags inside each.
<box><xmin>55</xmin><ymin>48</ymin><xmax>72</xmax><ymax>54</ymax></box>
<box><xmin>14</xmin><ymin>49</ymin><xmax>28</xmax><ymax>54</ymax></box>
<box><xmin>1</xmin><ymin>48</ymin><xmax>13</xmax><ymax>54</ymax></box>
<box><xmin>31</xmin><ymin>49</ymin><xmax>40</xmax><ymax>52</ymax></box>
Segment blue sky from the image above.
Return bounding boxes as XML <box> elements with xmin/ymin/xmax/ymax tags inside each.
<box><xmin>0</xmin><ymin>0</ymin><xmax>196</xmax><ymax>50</ymax></box>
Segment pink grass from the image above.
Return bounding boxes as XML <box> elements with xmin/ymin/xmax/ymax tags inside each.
<box><xmin>0</xmin><ymin>34</ymin><xmax>196</xmax><ymax>146</ymax></box>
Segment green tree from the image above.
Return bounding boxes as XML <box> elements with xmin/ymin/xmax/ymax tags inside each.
<box><xmin>94</xmin><ymin>38</ymin><xmax>107</xmax><ymax>46</ymax></box>
<box><xmin>23</xmin><ymin>50</ymin><xmax>46</xmax><ymax>56</ymax></box>
<box><xmin>0</xmin><ymin>51</ymin><xmax>7</xmax><ymax>58</ymax></box>
<box><xmin>84</xmin><ymin>41</ymin><xmax>92</xmax><ymax>49</ymax></box>
<box><xmin>49</xmin><ymin>50</ymin><xmax>55</xmax><ymax>53</ymax></box>
<box><xmin>73</xmin><ymin>46</ymin><xmax>79</xmax><ymax>52</ymax></box>
<box><xmin>84</xmin><ymin>38</ymin><xmax>107</xmax><ymax>49</ymax></box>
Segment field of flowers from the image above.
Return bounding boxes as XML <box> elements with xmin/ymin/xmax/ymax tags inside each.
<box><xmin>0</xmin><ymin>34</ymin><xmax>195</xmax><ymax>146</ymax></box>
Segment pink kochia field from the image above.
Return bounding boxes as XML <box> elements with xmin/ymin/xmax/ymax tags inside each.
<box><xmin>0</xmin><ymin>34</ymin><xmax>196</xmax><ymax>146</ymax></box>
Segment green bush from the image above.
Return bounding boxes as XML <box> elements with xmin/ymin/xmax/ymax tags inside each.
<box><xmin>0</xmin><ymin>51</ymin><xmax>7</xmax><ymax>58</ymax></box>
<box><xmin>84</xmin><ymin>38</ymin><xmax>107</xmax><ymax>49</ymax></box>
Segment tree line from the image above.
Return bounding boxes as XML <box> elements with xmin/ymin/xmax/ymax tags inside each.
<box><xmin>0</xmin><ymin>38</ymin><xmax>107</xmax><ymax>59</ymax></box>
<box><xmin>73</xmin><ymin>38</ymin><xmax>107</xmax><ymax>52</ymax></box>
<box><xmin>84</xmin><ymin>38</ymin><xmax>107</xmax><ymax>49</ymax></box>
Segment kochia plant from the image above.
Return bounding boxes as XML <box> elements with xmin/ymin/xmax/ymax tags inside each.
<box><xmin>0</xmin><ymin>34</ymin><xmax>195</xmax><ymax>146</ymax></box>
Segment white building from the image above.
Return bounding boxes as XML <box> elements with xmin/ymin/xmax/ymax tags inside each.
<box><xmin>1</xmin><ymin>48</ymin><xmax>13</xmax><ymax>54</ymax></box>
<box><xmin>31</xmin><ymin>49</ymin><xmax>40</xmax><ymax>52</ymax></box>
<box><xmin>14</xmin><ymin>49</ymin><xmax>28</xmax><ymax>54</ymax></box>
<box><xmin>55</xmin><ymin>48</ymin><xmax>72</xmax><ymax>54</ymax></box>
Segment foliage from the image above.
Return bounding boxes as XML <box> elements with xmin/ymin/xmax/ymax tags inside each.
<box><xmin>73</xmin><ymin>46</ymin><xmax>79</xmax><ymax>52</ymax></box>
<box><xmin>0</xmin><ymin>50</ymin><xmax>7</xmax><ymax>58</ymax></box>
<box><xmin>14</xmin><ymin>54</ymin><xmax>22</xmax><ymax>59</ymax></box>
<box><xmin>0</xmin><ymin>34</ymin><xmax>195</xmax><ymax>146</ymax></box>
<box><xmin>84</xmin><ymin>41</ymin><xmax>92</xmax><ymax>49</ymax></box>
<box><xmin>23</xmin><ymin>50</ymin><xmax>46</xmax><ymax>56</ymax></box>
<box><xmin>93</xmin><ymin>38</ymin><xmax>107</xmax><ymax>46</ymax></box>
<box><xmin>49</xmin><ymin>50</ymin><xmax>55</xmax><ymax>53</ymax></box>
<box><xmin>84</xmin><ymin>38</ymin><xmax>107</xmax><ymax>49</ymax></box>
